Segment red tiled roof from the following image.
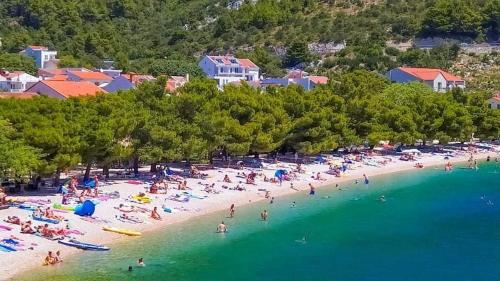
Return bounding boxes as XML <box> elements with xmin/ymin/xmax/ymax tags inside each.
<box><xmin>46</xmin><ymin>75</ymin><xmax>68</xmax><ymax>81</ymax></box>
<box><xmin>490</xmin><ymin>93</ymin><xmax>500</xmax><ymax>101</ymax></box>
<box><xmin>165</xmin><ymin>76</ymin><xmax>188</xmax><ymax>92</ymax></box>
<box><xmin>238</xmin><ymin>59</ymin><xmax>258</xmax><ymax>68</ymax></box>
<box><xmin>308</xmin><ymin>76</ymin><xmax>328</xmax><ymax>84</ymax></box>
<box><xmin>34</xmin><ymin>81</ymin><xmax>106</xmax><ymax>98</ymax></box>
<box><xmin>121</xmin><ymin>73</ymin><xmax>155</xmax><ymax>85</ymax></box>
<box><xmin>69</xmin><ymin>71</ymin><xmax>112</xmax><ymax>81</ymax></box>
<box><xmin>399</xmin><ymin>67</ymin><xmax>463</xmax><ymax>82</ymax></box>
<box><xmin>28</xmin><ymin>45</ymin><xmax>48</xmax><ymax>50</ymax></box>
<box><xmin>208</xmin><ymin>56</ymin><xmax>258</xmax><ymax>68</ymax></box>
<box><xmin>38</xmin><ymin>68</ymin><xmax>66</xmax><ymax>77</ymax></box>
<box><xmin>0</xmin><ymin>92</ymin><xmax>39</xmax><ymax>99</ymax></box>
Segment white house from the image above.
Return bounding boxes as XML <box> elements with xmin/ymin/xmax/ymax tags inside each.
<box><xmin>199</xmin><ymin>55</ymin><xmax>259</xmax><ymax>88</ymax></box>
<box><xmin>387</xmin><ymin>67</ymin><xmax>465</xmax><ymax>92</ymax></box>
<box><xmin>0</xmin><ymin>70</ymin><xmax>40</xmax><ymax>93</ymax></box>
<box><xmin>260</xmin><ymin>70</ymin><xmax>328</xmax><ymax>91</ymax></box>
<box><xmin>20</xmin><ymin>45</ymin><xmax>58</xmax><ymax>69</ymax></box>
<box><xmin>488</xmin><ymin>92</ymin><xmax>500</xmax><ymax>109</ymax></box>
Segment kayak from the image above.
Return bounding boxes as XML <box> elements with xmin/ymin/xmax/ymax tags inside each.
<box><xmin>102</xmin><ymin>226</ymin><xmax>141</xmax><ymax>236</ymax></box>
<box><xmin>53</xmin><ymin>203</ymin><xmax>76</xmax><ymax>211</ymax></box>
<box><xmin>58</xmin><ymin>239</ymin><xmax>110</xmax><ymax>251</ymax></box>
<box><xmin>132</xmin><ymin>196</ymin><xmax>152</xmax><ymax>203</ymax></box>
<box><xmin>33</xmin><ymin>216</ymin><xmax>60</xmax><ymax>224</ymax></box>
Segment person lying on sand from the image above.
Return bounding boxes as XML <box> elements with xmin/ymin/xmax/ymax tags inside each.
<box><xmin>5</xmin><ymin>216</ymin><xmax>21</xmax><ymax>225</ymax></box>
<box><xmin>44</xmin><ymin>207</ymin><xmax>63</xmax><ymax>220</ymax></box>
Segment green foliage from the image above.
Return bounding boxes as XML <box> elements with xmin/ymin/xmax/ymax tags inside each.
<box><xmin>0</xmin><ymin>119</ymin><xmax>42</xmax><ymax>178</ymax></box>
<box><xmin>0</xmin><ymin>69</ymin><xmax>496</xmax><ymax>179</ymax></box>
<box><xmin>421</xmin><ymin>0</ymin><xmax>499</xmax><ymax>39</ymax></box>
<box><xmin>285</xmin><ymin>40</ymin><xmax>313</xmax><ymax>68</ymax></box>
<box><xmin>0</xmin><ymin>52</ymin><xmax>37</xmax><ymax>75</ymax></box>
<box><xmin>397</xmin><ymin>43</ymin><xmax>460</xmax><ymax>69</ymax></box>
<box><xmin>148</xmin><ymin>60</ymin><xmax>203</xmax><ymax>77</ymax></box>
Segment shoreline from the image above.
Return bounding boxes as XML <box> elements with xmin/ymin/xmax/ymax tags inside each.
<box><xmin>4</xmin><ymin>150</ymin><xmax>496</xmax><ymax>280</ymax></box>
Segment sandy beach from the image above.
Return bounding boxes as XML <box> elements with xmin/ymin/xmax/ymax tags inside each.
<box><xmin>1</xmin><ymin>148</ymin><xmax>497</xmax><ymax>280</ymax></box>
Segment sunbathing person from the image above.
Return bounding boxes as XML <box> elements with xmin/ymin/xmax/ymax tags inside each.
<box><xmin>151</xmin><ymin>207</ymin><xmax>162</xmax><ymax>220</ymax></box>
<box><xmin>223</xmin><ymin>175</ymin><xmax>232</xmax><ymax>183</ymax></box>
<box><xmin>39</xmin><ymin>224</ymin><xmax>57</xmax><ymax>238</ymax></box>
<box><xmin>115</xmin><ymin>204</ymin><xmax>135</xmax><ymax>213</ymax></box>
<box><xmin>33</xmin><ymin>207</ymin><xmax>44</xmax><ymax>218</ymax></box>
<box><xmin>21</xmin><ymin>221</ymin><xmax>35</xmax><ymax>234</ymax></box>
<box><xmin>44</xmin><ymin>207</ymin><xmax>63</xmax><ymax>220</ymax></box>
<box><xmin>150</xmin><ymin>182</ymin><xmax>159</xmax><ymax>194</ymax></box>
<box><xmin>5</xmin><ymin>216</ymin><xmax>21</xmax><ymax>225</ymax></box>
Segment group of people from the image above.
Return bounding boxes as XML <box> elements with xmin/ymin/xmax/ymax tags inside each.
<box><xmin>43</xmin><ymin>250</ymin><xmax>62</xmax><ymax>266</ymax></box>
<box><xmin>33</xmin><ymin>207</ymin><xmax>63</xmax><ymax>221</ymax></box>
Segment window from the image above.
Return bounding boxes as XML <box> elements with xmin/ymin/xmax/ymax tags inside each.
<box><xmin>216</xmin><ymin>59</ymin><xmax>224</xmax><ymax>64</ymax></box>
<box><xmin>230</xmin><ymin>59</ymin><xmax>237</xmax><ymax>64</ymax></box>
<box><xmin>497</xmin><ymin>104</ymin><xmax>500</xmax><ymax>109</ymax></box>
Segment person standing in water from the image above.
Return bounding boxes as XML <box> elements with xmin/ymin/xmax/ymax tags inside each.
<box><xmin>137</xmin><ymin>258</ymin><xmax>145</xmax><ymax>266</ymax></box>
<box><xmin>363</xmin><ymin>174</ymin><xmax>369</xmax><ymax>185</ymax></box>
<box><xmin>229</xmin><ymin>204</ymin><xmax>235</xmax><ymax>218</ymax></box>
<box><xmin>261</xmin><ymin>210</ymin><xmax>268</xmax><ymax>221</ymax></box>
<box><xmin>217</xmin><ymin>221</ymin><xmax>227</xmax><ymax>233</ymax></box>
<box><xmin>309</xmin><ymin>183</ymin><xmax>315</xmax><ymax>195</ymax></box>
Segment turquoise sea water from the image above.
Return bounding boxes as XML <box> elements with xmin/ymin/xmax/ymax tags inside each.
<box><xmin>16</xmin><ymin>162</ymin><xmax>499</xmax><ymax>281</ymax></box>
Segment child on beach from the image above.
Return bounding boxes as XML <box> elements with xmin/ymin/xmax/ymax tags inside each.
<box><xmin>151</xmin><ymin>207</ymin><xmax>162</xmax><ymax>220</ymax></box>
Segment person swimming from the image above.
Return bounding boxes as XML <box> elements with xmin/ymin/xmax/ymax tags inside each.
<box><xmin>290</xmin><ymin>201</ymin><xmax>296</xmax><ymax>208</ymax></box>
<box><xmin>379</xmin><ymin>195</ymin><xmax>386</xmax><ymax>202</ymax></box>
<box><xmin>138</xmin><ymin>258</ymin><xmax>145</xmax><ymax>267</ymax></box>
<box><xmin>128</xmin><ymin>265</ymin><xmax>133</xmax><ymax>272</ymax></box>
<box><xmin>295</xmin><ymin>236</ymin><xmax>307</xmax><ymax>244</ymax></box>
<box><xmin>270</xmin><ymin>197</ymin><xmax>275</xmax><ymax>204</ymax></box>
<box><xmin>217</xmin><ymin>221</ymin><xmax>227</xmax><ymax>233</ymax></box>
<box><xmin>261</xmin><ymin>210</ymin><xmax>268</xmax><ymax>221</ymax></box>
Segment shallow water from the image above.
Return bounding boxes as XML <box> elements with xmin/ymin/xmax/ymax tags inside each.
<box><xmin>17</xmin><ymin>162</ymin><xmax>500</xmax><ymax>281</ymax></box>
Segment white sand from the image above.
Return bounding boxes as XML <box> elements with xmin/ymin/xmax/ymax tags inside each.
<box><xmin>0</xmin><ymin>149</ymin><xmax>496</xmax><ymax>280</ymax></box>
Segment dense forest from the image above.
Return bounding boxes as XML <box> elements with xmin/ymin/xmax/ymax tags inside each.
<box><xmin>0</xmin><ymin>0</ymin><xmax>498</xmax><ymax>75</ymax></box>
<box><xmin>0</xmin><ymin>74</ymin><xmax>498</xmax><ymax>180</ymax></box>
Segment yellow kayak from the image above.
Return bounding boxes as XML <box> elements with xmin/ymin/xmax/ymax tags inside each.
<box><xmin>132</xmin><ymin>196</ymin><xmax>152</xmax><ymax>203</ymax></box>
<box><xmin>103</xmin><ymin>226</ymin><xmax>142</xmax><ymax>236</ymax></box>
